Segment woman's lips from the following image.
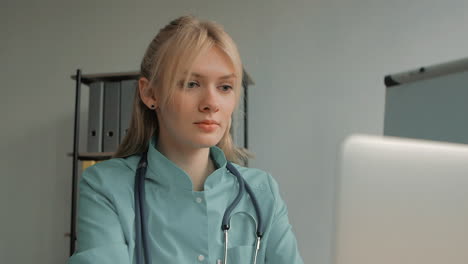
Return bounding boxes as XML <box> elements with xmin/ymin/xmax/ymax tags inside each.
<box><xmin>195</xmin><ymin>122</ymin><xmax>219</xmax><ymax>132</ymax></box>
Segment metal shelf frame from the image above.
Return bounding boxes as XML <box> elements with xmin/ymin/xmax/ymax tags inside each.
<box><xmin>69</xmin><ymin>70</ymin><xmax>139</xmax><ymax>255</ymax></box>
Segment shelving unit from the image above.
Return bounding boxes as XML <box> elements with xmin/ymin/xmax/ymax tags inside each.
<box><xmin>68</xmin><ymin>68</ymin><xmax>253</xmax><ymax>256</ymax></box>
<box><xmin>68</xmin><ymin>70</ymin><xmax>139</xmax><ymax>255</ymax></box>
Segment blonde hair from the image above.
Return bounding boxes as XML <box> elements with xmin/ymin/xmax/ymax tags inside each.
<box><xmin>113</xmin><ymin>15</ymin><xmax>251</xmax><ymax>164</ymax></box>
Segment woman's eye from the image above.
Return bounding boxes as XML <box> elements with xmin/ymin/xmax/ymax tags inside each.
<box><xmin>187</xmin><ymin>81</ymin><xmax>199</xmax><ymax>88</ymax></box>
<box><xmin>220</xmin><ymin>85</ymin><xmax>233</xmax><ymax>92</ymax></box>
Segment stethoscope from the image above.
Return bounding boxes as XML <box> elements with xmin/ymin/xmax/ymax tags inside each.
<box><xmin>134</xmin><ymin>150</ymin><xmax>265</xmax><ymax>264</ymax></box>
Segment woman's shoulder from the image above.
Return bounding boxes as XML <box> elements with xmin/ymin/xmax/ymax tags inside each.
<box><xmin>229</xmin><ymin>163</ymin><xmax>280</xmax><ymax>198</ymax></box>
<box><xmin>80</xmin><ymin>154</ymin><xmax>141</xmax><ymax>191</ymax></box>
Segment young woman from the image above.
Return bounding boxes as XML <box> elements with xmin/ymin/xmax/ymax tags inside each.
<box><xmin>68</xmin><ymin>15</ymin><xmax>303</xmax><ymax>264</ymax></box>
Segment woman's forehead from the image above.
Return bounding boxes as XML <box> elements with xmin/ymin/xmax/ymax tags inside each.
<box><xmin>185</xmin><ymin>48</ymin><xmax>235</xmax><ymax>78</ymax></box>
<box><xmin>188</xmin><ymin>72</ymin><xmax>236</xmax><ymax>80</ymax></box>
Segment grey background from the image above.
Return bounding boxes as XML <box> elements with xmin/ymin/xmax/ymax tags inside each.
<box><xmin>385</xmin><ymin>71</ymin><xmax>468</xmax><ymax>144</ymax></box>
<box><xmin>2</xmin><ymin>0</ymin><xmax>468</xmax><ymax>263</ymax></box>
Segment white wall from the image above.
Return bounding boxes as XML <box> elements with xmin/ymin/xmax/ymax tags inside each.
<box><xmin>1</xmin><ymin>0</ymin><xmax>468</xmax><ymax>263</ymax></box>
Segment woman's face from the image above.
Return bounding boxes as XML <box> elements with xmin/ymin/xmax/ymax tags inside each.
<box><xmin>156</xmin><ymin>46</ymin><xmax>237</xmax><ymax>150</ymax></box>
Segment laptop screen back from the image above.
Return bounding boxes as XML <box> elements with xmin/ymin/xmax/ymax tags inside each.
<box><xmin>334</xmin><ymin>134</ymin><xmax>468</xmax><ymax>264</ymax></box>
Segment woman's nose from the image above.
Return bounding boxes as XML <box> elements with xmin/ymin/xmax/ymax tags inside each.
<box><xmin>199</xmin><ymin>86</ymin><xmax>220</xmax><ymax>112</ymax></box>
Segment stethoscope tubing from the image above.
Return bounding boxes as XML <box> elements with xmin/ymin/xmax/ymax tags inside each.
<box><xmin>134</xmin><ymin>151</ymin><xmax>263</xmax><ymax>264</ymax></box>
<box><xmin>227</xmin><ymin>162</ymin><xmax>264</xmax><ymax>236</ymax></box>
<box><xmin>135</xmin><ymin>151</ymin><xmax>151</xmax><ymax>263</ymax></box>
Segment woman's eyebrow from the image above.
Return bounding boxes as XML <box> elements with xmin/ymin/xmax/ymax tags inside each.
<box><xmin>190</xmin><ymin>72</ymin><xmax>236</xmax><ymax>79</ymax></box>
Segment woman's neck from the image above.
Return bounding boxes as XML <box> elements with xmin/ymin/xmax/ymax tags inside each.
<box><xmin>156</xmin><ymin>139</ymin><xmax>216</xmax><ymax>191</ymax></box>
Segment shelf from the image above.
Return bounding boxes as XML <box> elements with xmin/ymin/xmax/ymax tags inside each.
<box><xmin>68</xmin><ymin>152</ymin><xmax>114</xmax><ymax>161</ymax></box>
<box><xmin>70</xmin><ymin>71</ymin><xmax>139</xmax><ymax>85</ymax></box>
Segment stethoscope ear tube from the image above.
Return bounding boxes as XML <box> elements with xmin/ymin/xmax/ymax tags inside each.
<box><xmin>244</xmin><ymin>181</ymin><xmax>264</xmax><ymax>264</ymax></box>
<box><xmin>222</xmin><ymin>162</ymin><xmax>246</xmax><ymax>231</ymax></box>
<box><xmin>135</xmin><ymin>151</ymin><xmax>150</xmax><ymax>264</ymax></box>
<box><xmin>224</xmin><ymin>162</ymin><xmax>264</xmax><ymax>237</ymax></box>
<box><xmin>243</xmin><ymin>181</ymin><xmax>264</xmax><ymax>237</ymax></box>
<box><xmin>223</xmin><ymin>162</ymin><xmax>264</xmax><ymax>264</ymax></box>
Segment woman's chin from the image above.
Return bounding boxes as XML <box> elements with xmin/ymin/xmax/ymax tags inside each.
<box><xmin>192</xmin><ymin>136</ymin><xmax>223</xmax><ymax>148</ymax></box>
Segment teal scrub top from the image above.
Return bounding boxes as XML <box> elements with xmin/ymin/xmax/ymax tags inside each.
<box><xmin>68</xmin><ymin>136</ymin><xmax>303</xmax><ymax>264</ymax></box>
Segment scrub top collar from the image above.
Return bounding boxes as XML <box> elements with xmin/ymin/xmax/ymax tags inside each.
<box><xmin>145</xmin><ymin>134</ymin><xmax>228</xmax><ymax>191</ymax></box>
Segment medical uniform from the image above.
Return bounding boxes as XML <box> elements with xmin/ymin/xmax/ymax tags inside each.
<box><xmin>68</xmin><ymin>135</ymin><xmax>303</xmax><ymax>264</ymax></box>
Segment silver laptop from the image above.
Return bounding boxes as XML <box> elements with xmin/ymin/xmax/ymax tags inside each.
<box><xmin>334</xmin><ymin>134</ymin><xmax>468</xmax><ymax>264</ymax></box>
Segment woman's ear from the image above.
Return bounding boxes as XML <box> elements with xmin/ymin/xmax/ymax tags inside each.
<box><xmin>139</xmin><ymin>77</ymin><xmax>158</xmax><ymax>109</ymax></box>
